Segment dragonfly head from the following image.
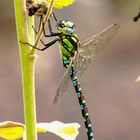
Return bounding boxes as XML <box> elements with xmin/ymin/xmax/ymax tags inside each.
<box><xmin>57</xmin><ymin>20</ymin><xmax>75</xmax><ymax>35</ymax></box>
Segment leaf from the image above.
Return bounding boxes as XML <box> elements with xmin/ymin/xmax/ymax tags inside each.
<box><xmin>0</xmin><ymin>121</ymin><xmax>24</xmax><ymax>140</ymax></box>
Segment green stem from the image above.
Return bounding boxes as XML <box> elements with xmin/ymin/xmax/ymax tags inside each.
<box><xmin>14</xmin><ymin>1</ymin><xmax>37</xmax><ymax>140</ymax></box>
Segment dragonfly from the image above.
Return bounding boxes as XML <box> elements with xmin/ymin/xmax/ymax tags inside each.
<box><xmin>22</xmin><ymin>16</ymin><xmax>119</xmax><ymax>140</ymax></box>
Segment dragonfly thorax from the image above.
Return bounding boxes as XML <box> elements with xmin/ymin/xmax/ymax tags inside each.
<box><xmin>57</xmin><ymin>20</ymin><xmax>75</xmax><ymax>35</ymax></box>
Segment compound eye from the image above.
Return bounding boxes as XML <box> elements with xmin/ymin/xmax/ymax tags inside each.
<box><xmin>66</xmin><ymin>21</ymin><xmax>74</xmax><ymax>28</ymax></box>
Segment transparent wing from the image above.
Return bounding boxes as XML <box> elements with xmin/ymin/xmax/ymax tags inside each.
<box><xmin>75</xmin><ymin>23</ymin><xmax>120</xmax><ymax>77</ymax></box>
<box><xmin>79</xmin><ymin>23</ymin><xmax>120</xmax><ymax>57</ymax></box>
<box><xmin>53</xmin><ymin>56</ymin><xmax>77</xmax><ymax>104</ymax></box>
<box><xmin>53</xmin><ymin>23</ymin><xmax>120</xmax><ymax>104</ymax></box>
<box><xmin>74</xmin><ymin>54</ymin><xmax>93</xmax><ymax>77</ymax></box>
<box><xmin>53</xmin><ymin>69</ymin><xmax>71</xmax><ymax>104</ymax></box>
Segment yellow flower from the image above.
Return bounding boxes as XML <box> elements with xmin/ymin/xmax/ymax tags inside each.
<box><xmin>37</xmin><ymin>0</ymin><xmax>75</xmax><ymax>9</ymax></box>
<box><xmin>0</xmin><ymin>121</ymin><xmax>24</xmax><ymax>140</ymax></box>
<box><xmin>0</xmin><ymin>121</ymin><xmax>80</xmax><ymax>140</ymax></box>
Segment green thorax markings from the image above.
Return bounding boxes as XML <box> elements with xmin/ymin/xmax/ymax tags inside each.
<box><xmin>60</xmin><ymin>34</ymin><xmax>79</xmax><ymax>61</ymax></box>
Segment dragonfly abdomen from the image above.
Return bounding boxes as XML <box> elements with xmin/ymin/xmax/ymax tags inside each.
<box><xmin>69</xmin><ymin>65</ymin><xmax>94</xmax><ymax>140</ymax></box>
<box><xmin>72</xmin><ymin>77</ymin><xmax>94</xmax><ymax>140</ymax></box>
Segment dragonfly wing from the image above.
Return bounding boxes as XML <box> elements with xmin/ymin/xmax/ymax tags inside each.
<box><xmin>74</xmin><ymin>54</ymin><xmax>93</xmax><ymax>77</ymax></box>
<box><xmin>53</xmin><ymin>70</ymin><xmax>71</xmax><ymax>104</ymax></box>
<box><xmin>79</xmin><ymin>23</ymin><xmax>120</xmax><ymax>57</ymax></box>
<box><xmin>76</xmin><ymin>23</ymin><xmax>120</xmax><ymax>77</ymax></box>
<box><xmin>53</xmin><ymin>58</ymin><xmax>75</xmax><ymax>104</ymax></box>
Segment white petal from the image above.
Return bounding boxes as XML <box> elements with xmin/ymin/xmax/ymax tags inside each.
<box><xmin>37</xmin><ymin>121</ymin><xmax>80</xmax><ymax>140</ymax></box>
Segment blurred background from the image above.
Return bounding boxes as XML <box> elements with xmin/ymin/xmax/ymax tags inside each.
<box><xmin>0</xmin><ymin>0</ymin><xmax>140</xmax><ymax>140</ymax></box>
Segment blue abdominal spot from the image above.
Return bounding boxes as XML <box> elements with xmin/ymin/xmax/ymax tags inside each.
<box><xmin>64</xmin><ymin>60</ymin><xmax>70</xmax><ymax>65</ymax></box>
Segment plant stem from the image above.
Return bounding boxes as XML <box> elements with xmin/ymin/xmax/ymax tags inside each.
<box><xmin>14</xmin><ymin>1</ymin><xmax>37</xmax><ymax>140</ymax></box>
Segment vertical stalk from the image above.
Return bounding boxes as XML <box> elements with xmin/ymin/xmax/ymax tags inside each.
<box><xmin>14</xmin><ymin>1</ymin><xmax>37</xmax><ymax>140</ymax></box>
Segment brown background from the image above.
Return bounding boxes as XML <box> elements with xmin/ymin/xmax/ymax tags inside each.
<box><xmin>0</xmin><ymin>0</ymin><xmax>140</xmax><ymax>140</ymax></box>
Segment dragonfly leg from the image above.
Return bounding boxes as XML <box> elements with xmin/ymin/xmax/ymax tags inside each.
<box><xmin>41</xmin><ymin>16</ymin><xmax>60</xmax><ymax>37</ymax></box>
<box><xmin>37</xmin><ymin>38</ymin><xmax>59</xmax><ymax>51</ymax></box>
<box><xmin>20</xmin><ymin>38</ymin><xmax>59</xmax><ymax>51</ymax></box>
<box><xmin>20</xmin><ymin>24</ymin><xmax>49</xmax><ymax>49</ymax></box>
<box><xmin>52</xmin><ymin>12</ymin><xmax>58</xmax><ymax>23</ymax></box>
<box><xmin>32</xmin><ymin>25</ymin><xmax>46</xmax><ymax>46</ymax></box>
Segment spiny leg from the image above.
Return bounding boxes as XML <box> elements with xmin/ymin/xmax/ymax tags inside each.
<box><xmin>20</xmin><ymin>16</ymin><xmax>60</xmax><ymax>51</ymax></box>
<box><xmin>52</xmin><ymin>12</ymin><xmax>58</xmax><ymax>23</ymax></box>
<box><xmin>20</xmin><ymin>25</ymin><xmax>59</xmax><ymax>51</ymax></box>
<box><xmin>32</xmin><ymin>24</ymin><xmax>57</xmax><ymax>47</ymax></box>
<box><xmin>41</xmin><ymin>17</ymin><xmax>60</xmax><ymax>37</ymax></box>
<box><xmin>20</xmin><ymin>38</ymin><xmax>59</xmax><ymax>51</ymax></box>
<box><xmin>37</xmin><ymin>14</ymin><xmax>59</xmax><ymax>36</ymax></box>
<box><xmin>37</xmin><ymin>38</ymin><xmax>59</xmax><ymax>51</ymax></box>
<box><xmin>33</xmin><ymin>15</ymin><xmax>60</xmax><ymax>38</ymax></box>
<box><xmin>32</xmin><ymin>25</ymin><xmax>45</xmax><ymax>46</ymax></box>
